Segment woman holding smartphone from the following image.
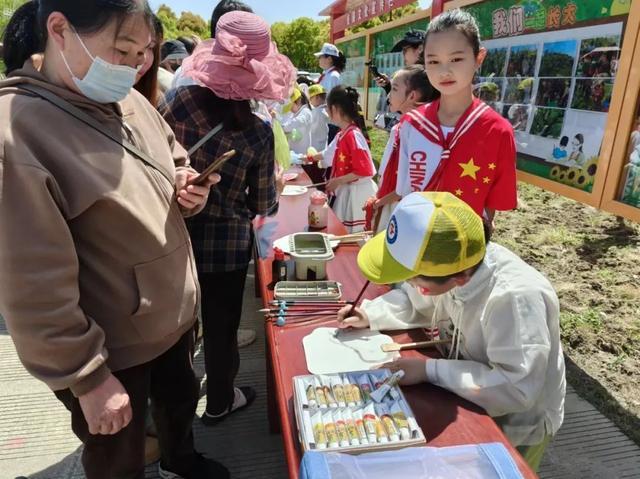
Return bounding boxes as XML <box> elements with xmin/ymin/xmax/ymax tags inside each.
<box><xmin>159</xmin><ymin>11</ymin><xmax>295</xmax><ymax>426</ymax></box>
<box><xmin>0</xmin><ymin>1</ymin><xmax>224</xmax><ymax>477</ymax></box>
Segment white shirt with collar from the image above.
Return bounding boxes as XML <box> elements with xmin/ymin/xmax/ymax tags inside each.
<box><xmin>361</xmin><ymin>242</ymin><xmax>566</xmax><ymax>447</ymax></box>
<box><xmin>310</xmin><ymin>104</ymin><xmax>330</xmax><ymax>152</ymax></box>
<box><xmin>280</xmin><ymin>105</ymin><xmax>313</xmax><ymax>155</ymax></box>
<box><xmin>319</xmin><ymin>69</ymin><xmax>342</xmax><ymax>94</ymax></box>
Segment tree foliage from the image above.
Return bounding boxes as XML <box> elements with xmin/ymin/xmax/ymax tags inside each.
<box><xmin>156</xmin><ymin>4</ymin><xmax>209</xmax><ymax>41</ymax></box>
<box><xmin>272</xmin><ymin>18</ymin><xmax>330</xmax><ymax>72</ymax></box>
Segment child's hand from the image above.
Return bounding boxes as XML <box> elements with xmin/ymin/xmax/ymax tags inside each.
<box><xmin>326</xmin><ymin>178</ymin><xmax>341</xmax><ymax>193</ymax></box>
<box><xmin>336</xmin><ymin>305</ymin><xmax>370</xmax><ymax>330</ymax></box>
<box><xmin>381</xmin><ymin>358</ymin><xmax>428</xmax><ymax>385</ymax></box>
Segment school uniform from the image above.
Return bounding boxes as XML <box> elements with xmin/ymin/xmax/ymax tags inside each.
<box><xmin>310</xmin><ymin>104</ymin><xmax>330</xmax><ymax>152</ymax></box>
<box><xmin>396</xmin><ymin>98</ymin><xmax>517</xmax><ymax>216</ymax></box>
<box><xmin>374</xmin><ymin>124</ymin><xmax>401</xmax><ymax>234</ymax></box>
<box><xmin>318</xmin><ymin>67</ymin><xmax>342</xmax><ymax>94</ymax></box>
<box><xmin>320</xmin><ymin>125</ymin><xmax>377</xmax><ymax>232</ymax></box>
<box><xmin>281</xmin><ymin>104</ymin><xmax>313</xmax><ymax>155</ymax></box>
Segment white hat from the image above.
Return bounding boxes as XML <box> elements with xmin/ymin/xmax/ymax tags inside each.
<box><xmin>314</xmin><ymin>43</ymin><xmax>340</xmax><ymax>58</ymax></box>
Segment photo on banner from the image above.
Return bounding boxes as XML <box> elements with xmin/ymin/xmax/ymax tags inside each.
<box><xmin>618</xmin><ymin>100</ymin><xmax>640</xmax><ymax>208</ymax></box>
<box><xmin>462</xmin><ymin>0</ymin><xmax>628</xmax><ymax>194</ymax></box>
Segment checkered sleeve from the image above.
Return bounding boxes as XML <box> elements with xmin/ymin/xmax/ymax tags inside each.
<box><xmin>246</xmin><ymin>131</ymin><xmax>277</xmax><ymax>216</ymax></box>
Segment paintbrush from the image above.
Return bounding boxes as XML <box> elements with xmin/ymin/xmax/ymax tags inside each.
<box><xmin>380</xmin><ymin>339</ymin><xmax>452</xmax><ymax>352</ymax></box>
<box><xmin>266</xmin><ymin>310</ymin><xmax>340</xmax><ymax>318</ymax></box>
<box><xmin>334</xmin><ymin>280</ymin><xmax>370</xmax><ymax>338</ymax></box>
<box><xmin>259</xmin><ymin>305</ymin><xmax>344</xmax><ymax>313</ymax></box>
<box><xmin>269</xmin><ymin>300</ymin><xmax>350</xmax><ymax>306</ymax></box>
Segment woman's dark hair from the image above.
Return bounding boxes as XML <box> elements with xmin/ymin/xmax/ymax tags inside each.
<box><xmin>417</xmin><ymin>220</ymin><xmax>491</xmax><ymax>285</ymax></box>
<box><xmin>399</xmin><ymin>64</ymin><xmax>439</xmax><ymax>103</ymax></box>
<box><xmin>327</xmin><ymin>51</ymin><xmax>347</xmax><ymax>73</ymax></box>
<box><xmin>327</xmin><ymin>85</ymin><xmax>370</xmax><ymax>142</ymax></box>
<box><xmin>177</xmin><ymin>85</ymin><xmax>253</xmax><ymax>132</ymax></box>
<box><xmin>176</xmin><ymin>35</ymin><xmax>196</xmax><ymax>55</ymax></box>
<box><xmin>574</xmin><ymin>133</ymin><xmax>584</xmax><ymax>150</ymax></box>
<box><xmin>3</xmin><ymin>0</ymin><xmax>154</xmax><ymax>75</ymax></box>
<box><xmin>210</xmin><ymin>0</ymin><xmax>253</xmax><ymax>38</ymax></box>
<box><xmin>425</xmin><ymin>9</ymin><xmax>481</xmax><ymax>57</ymax></box>
<box><xmin>134</xmin><ymin>14</ymin><xmax>162</xmax><ymax>106</ymax></box>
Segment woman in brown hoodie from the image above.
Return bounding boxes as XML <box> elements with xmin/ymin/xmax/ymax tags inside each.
<box><xmin>0</xmin><ymin>1</ymin><xmax>226</xmax><ymax>478</ymax></box>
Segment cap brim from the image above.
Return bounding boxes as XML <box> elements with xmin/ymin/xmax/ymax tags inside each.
<box><xmin>391</xmin><ymin>40</ymin><xmax>408</xmax><ymax>53</ymax></box>
<box><xmin>357</xmin><ymin>231</ymin><xmax>416</xmax><ymax>285</ymax></box>
<box><xmin>164</xmin><ymin>53</ymin><xmax>188</xmax><ymax>61</ymax></box>
<box><xmin>313</xmin><ymin>52</ymin><xmax>323</xmax><ymax>57</ymax></box>
<box><xmin>282</xmin><ymin>102</ymin><xmax>293</xmax><ymax>114</ymax></box>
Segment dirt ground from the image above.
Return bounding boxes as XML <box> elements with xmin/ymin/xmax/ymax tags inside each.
<box><xmin>494</xmin><ymin>182</ymin><xmax>640</xmax><ymax>444</ymax></box>
<box><xmin>369</xmin><ymin>128</ymin><xmax>640</xmax><ymax>444</ymax></box>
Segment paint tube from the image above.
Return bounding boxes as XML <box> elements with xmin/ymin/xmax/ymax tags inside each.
<box><xmin>305</xmin><ymin>381</ymin><xmax>317</xmax><ymax>408</ymax></box>
<box><xmin>390</xmin><ymin>401</ymin><xmax>411</xmax><ymax>440</ymax></box>
<box><xmin>357</xmin><ymin>374</ymin><xmax>373</xmax><ymax>403</ymax></box>
<box><xmin>331</xmin><ymin>376</ymin><xmax>346</xmax><ymax>407</ymax></box>
<box><xmin>311</xmin><ymin>411</ymin><xmax>327</xmax><ymax>449</ymax></box>
<box><xmin>343</xmin><ymin>409</ymin><xmax>361</xmax><ymax>446</ymax></box>
<box><xmin>370</xmin><ymin>370</ymin><xmax>405</xmax><ymax>403</ymax></box>
<box><xmin>314</xmin><ymin>378</ymin><xmax>328</xmax><ymax>408</ymax></box>
<box><xmin>400</xmin><ymin>400</ymin><xmax>420</xmax><ymax>437</ymax></box>
<box><xmin>302</xmin><ymin>410</ymin><xmax>316</xmax><ymax>449</ymax></box>
<box><xmin>350</xmin><ymin>383</ymin><xmax>363</xmax><ymax>405</ymax></box>
<box><xmin>323</xmin><ymin>410</ymin><xmax>339</xmax><ymax>448</ymax></box>
<box><xmin>363</xmin><ymin>403</ymin><xmax>382</xmax><ymax>443</ymax></box>
<box><xmin>334</xmin><ymin>410</ymin><xmax>350</xmax><ymax>447</ymax></box>
<box><xmin>376</xmin><ymin>403</ymin><xmax>400</xmax><ymax>442</ymax></box>
<box><xmin>321</xmin><ymin>376</ymin><xmax>337</xmax><ymax>407</ymax></box>
<box><xmin>341</xmin><ymin>375</ymin><xmax>356</xmax><ymax>406</ymax></box>
<box><xmin>353</xmin><ymin>408</ymin><xmax>369</xmax><ymax>445</ymax></box>
<box><xmin>373</xmin><ymin>414</ymin><xmax>389</xmax><ymax>443</ymax></box>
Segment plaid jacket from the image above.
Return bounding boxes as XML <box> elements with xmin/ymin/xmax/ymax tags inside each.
<box><xmin>159</xmin><ymin>86</ymin><xmax>277</xmax><ymax>273</ymax></box>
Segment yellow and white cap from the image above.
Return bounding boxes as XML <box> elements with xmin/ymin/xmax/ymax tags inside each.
<box><xmin>357</xmin><ymin>192</ymin><xmax>486</xmax><ymax>284</ymax></box>
<box><xmin>282</xmin><ymin>87</ymin><xmax>302</xmax><ymax>114</ymax></box>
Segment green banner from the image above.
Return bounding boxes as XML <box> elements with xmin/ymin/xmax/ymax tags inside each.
<box><xmin>371</xmin><ymin>18</ymin><xmax>429</xmax><ymax>57</ymax></box>
<box><xmin>462</xmin><ymin>0</ymin><xmax>631</xmax><ymax>41</ymax></box>
<box><xmin>339</xmin><ymin>37</ymin><xmax>367</xmax><ymax>58</ymax></box>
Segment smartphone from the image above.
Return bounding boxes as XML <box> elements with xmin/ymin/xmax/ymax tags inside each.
<box><xmin>365</xmin><ymin>59</ymin><xmax>383</xmax><ymax>80</ymax></box>
<box><xmin>187</xmin><ymin>149</ymin><xmax>236</xmax><ymax>186</ymax></box>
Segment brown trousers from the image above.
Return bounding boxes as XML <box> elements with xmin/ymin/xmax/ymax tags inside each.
<box><xmin>55</xmin><ymin>331</ymin><xmax>199</xmax><ymax>479</ymax></box>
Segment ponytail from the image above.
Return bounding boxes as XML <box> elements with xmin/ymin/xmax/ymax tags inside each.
<box><xmin>327</xmin><ymin>85</ymin><xmax>370</xmax><ymax>142</ymax></box>
<box><xmin>3</xmin><ymin>1</ymin><xmax>41</xmax><ymax>75</ymax></box>
<box><xmin>2</xmin><ymin>0</ymin><xmax>153</xmax><ymax>76</ymax></box>
<box><xmin>330</xmin><ymin>51</ymin><xmax>347</xmax><ymax>73</ymax></box>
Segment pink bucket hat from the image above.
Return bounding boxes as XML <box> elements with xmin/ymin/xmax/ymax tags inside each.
<box><xmin>181</xmin><ymin>11</ymin><xmax>296</xmax><ymax>101</ymax></box>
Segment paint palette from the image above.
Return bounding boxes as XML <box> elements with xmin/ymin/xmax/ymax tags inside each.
<box><xmin>274</xmin><ymin>281</ymin><xmax>342</xmax><ymax>301</ymax></box>
<box><xmin>281</xmin><ymin>185</ymin><xmax>308</xmax><ymax>196</ymax></box>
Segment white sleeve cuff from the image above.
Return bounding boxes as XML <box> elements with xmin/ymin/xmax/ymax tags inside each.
<box><xmin>426</xmin><ymin>358</ymin><xmax>439</xmax><ymax>384</ymax></box>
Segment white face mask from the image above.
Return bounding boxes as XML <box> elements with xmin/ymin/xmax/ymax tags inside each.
<box><xmin>60</xmin><ymin>31</ymin><xmax>140</xmax><ymax>103</ymax></box>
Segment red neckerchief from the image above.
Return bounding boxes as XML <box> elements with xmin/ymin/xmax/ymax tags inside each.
<box><xmin>402</xmin><ymin>97</ymin><xmax>490</xmax><ymax>191</ymax></box>
<box><xmin>317</xmin><ymin>67</ymin><xmax>335</xmax><ymax>84</ymax></box>
<box><xmin>376</xmin><ymin>127</ymin><xmax>401</xmax><ymax>198</ymax></box>
<box><xmin>330</xmin><ymin>124</ymin><xmax>359</xmax><ymax>180</ymax></box>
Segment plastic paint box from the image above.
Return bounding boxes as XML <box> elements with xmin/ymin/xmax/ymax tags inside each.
<box><xmin>288</xmin><ymin>233</ymin><xmax>335</xmax><ymax>280</ymax></box>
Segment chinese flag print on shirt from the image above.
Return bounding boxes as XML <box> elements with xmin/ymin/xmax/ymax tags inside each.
<box><xmin>331</xmin><ymin>125</ymin><xmax>376</xmax><ymax>179</ymax></box>
<box><xmin>397</xmin><ymin>98</ymin><xmax>518</xmax><ymax>216</ymax></box>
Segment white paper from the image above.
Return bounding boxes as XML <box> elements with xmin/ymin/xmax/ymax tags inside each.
<box><xmin>303</xmin><ymin>327</ymin><xmax>400</xmax><ymax>375</ymax></box>
<box><xmin>281</xmin><ymin>185</ymin><xmax>308</xmax><ymax>196</ymax></box>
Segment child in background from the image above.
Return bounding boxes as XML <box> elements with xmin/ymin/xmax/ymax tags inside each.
<box><xmin>371</xmin><ymin>65</ymin><xmax>435</xmax><ymax>234</ymax></box>
<box><xmin>309</xmin><ymin>84</ymin><xmax>330</xmax><ymax>152</ymax></box>
<box><xmin>551</xmin><ymin>136</ymin><xmax>569</xmax><ymax>162</ymax></box>
<box><xmin>395</xmin><ymin>9</ymin><xmax>517</xmax><ymax>225</ymax></box>
<box><xmin>311</xmin><ymin>86</ymin><xmax>377</xmax><ymax>232</ymax></box>
<box><xmin>280</xmin><ymin>86</ymin><xmax>313</xmax><ymax>155</ymax></box>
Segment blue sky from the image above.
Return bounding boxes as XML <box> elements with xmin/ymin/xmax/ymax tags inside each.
<box><xmin>150</xmin><ymin>0</ymin><xmax>432</xmax><ymax>26</ymax></box>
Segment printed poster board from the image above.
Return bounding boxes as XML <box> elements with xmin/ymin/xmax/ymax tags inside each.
<box><xmin>460</xmin><ymin>0</ymin><xmax>631</xmax><ymax>194</ymax></box>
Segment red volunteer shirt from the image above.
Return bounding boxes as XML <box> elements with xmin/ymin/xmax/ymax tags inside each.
<box><xmin>399</xmin><ymin>98</ymin><xmax>517</xmax><ymax>216</ymax></box>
